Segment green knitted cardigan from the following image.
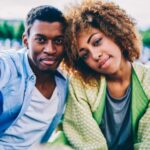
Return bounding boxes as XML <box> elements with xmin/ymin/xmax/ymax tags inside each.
<box><xmin>52</xmin><ymin>63</ymin><xmax>150</xmax><ymax>150</ymax></box>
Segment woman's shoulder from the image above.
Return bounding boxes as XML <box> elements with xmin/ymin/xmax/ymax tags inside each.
<box><xmin>69</xmin><ymin>74</ymin><xmax>101</xmax><ymax>89</ymax></box>
<box><xmin>133</xmin><ymin>62</ymin><xmax>150</xmax><ymax>79</ymax></box>
<box><xmin>133</xmin><ymin>62</ymin><xmax>150</xmax><ymax>99</ymax></box>
<box><xmin>68</xmin><ymin>74</ymin><xmax>106</xmax><ymax>110</ymax></box>
<box><xmin>69</xmin><ymin>74</ymin><xmax>85</xmax><ymax>87</ymax></box>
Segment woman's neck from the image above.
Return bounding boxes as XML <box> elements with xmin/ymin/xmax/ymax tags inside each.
<box><xmin>106</xmin><ymin>60</ymin><xmax>132</xmax><ymax>98</ymax></box>
<box><xmin>106</xmin><ymin>60</ymin><xmax>132</xmax><ymax>84</ymax></box>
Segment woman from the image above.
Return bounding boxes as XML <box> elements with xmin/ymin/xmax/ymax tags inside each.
<box><xmin>59</xmin><ymin>0</ymin><xmax>150</xmax><ymax>149</ymax></box>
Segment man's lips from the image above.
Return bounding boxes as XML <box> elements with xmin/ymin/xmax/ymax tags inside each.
<box><xmin>40</xmin><ymin>58</ymin><xmax>57</xmax><ymax>65</ymax></box>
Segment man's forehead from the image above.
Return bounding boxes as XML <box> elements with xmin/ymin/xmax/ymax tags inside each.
<box><xmin>30</xmin><ymin>21</ymin><xmax>64</xmax><ymax>35</ymax></box>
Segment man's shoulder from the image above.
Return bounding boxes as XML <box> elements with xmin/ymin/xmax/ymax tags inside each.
<box><xmin>0</xmin><ymin>48</ymin><xmax>33</xmax><ymax>78</ymax></box>
<box><xmin>56</xmin><ymin>68</ymin><xmax>68</xmax><ymax>80</ymax></box>
<box><xmin>0</xmin><ymin>49</ymin><xmax>16</xmax><ymax>59</ymax></box>
<box><xmin>0</xmin><ymin>48</ymin><xmax>27</xmax><ymax>61</ymax></box>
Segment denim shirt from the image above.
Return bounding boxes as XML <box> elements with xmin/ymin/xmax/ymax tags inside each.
<box><xmin>0</xmin><ymin>48</ymin><xmax>68</xmax><ymax>143</ymax></box>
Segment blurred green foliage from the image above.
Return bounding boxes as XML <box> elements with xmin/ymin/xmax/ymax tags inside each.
<box><xmin>0</xmin><ymin>20</ymin><xmax>150</xmax><ymax>47</ymax></box>
<box><xmin>141</xmin><ymin>29</ymin><xmax>150</xmax><ymax>46</ymax></box>
<box><xmin>0</xmin><ymin>20</ymin><xmax>25</xmax><ymax>40</ymax></box>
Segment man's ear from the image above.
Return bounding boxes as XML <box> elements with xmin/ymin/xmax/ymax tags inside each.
<box><xmin>22</xmin><ymin>32</ymin><xmax>29</xmax><ymax>49</ymax></box>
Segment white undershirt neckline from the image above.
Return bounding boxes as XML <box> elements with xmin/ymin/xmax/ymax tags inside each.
<box><xmin>0</xmin><ymin>86</ymin><xmax>59</xmax><ymax>149</ymax></box>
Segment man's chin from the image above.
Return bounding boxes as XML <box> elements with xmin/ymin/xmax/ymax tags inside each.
<box><xmin>39</xmin><ymin>66</ymin><xmax>59</xmax><ymax>73</ymax></box>
<box><xmin>40</xmin><ymin>61</ymin><xmax>60</xmax><ymax>71</ymax></box>
<box><xmin>40</xmin><ymin>69</ymin><xmax>56</xmax><ymax>74</ymax></box>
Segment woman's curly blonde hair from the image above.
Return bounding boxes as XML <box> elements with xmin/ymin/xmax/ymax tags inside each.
<box><xmin>63</xmin><ymin>0</ymin><xmax>142</xmax><ymax>82</ymax></box>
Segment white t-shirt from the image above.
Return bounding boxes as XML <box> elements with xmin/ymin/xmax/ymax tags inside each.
<box><xmin>0</xmin><ymin>87</ymin><xmax>59</xmax><ymax>150</ymax></box>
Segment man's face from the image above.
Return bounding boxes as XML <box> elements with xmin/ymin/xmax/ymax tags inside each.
<box><xmin>23</xmin><ymin>20</ymin><xmax>65</xmax><ymax>72</ymax></box>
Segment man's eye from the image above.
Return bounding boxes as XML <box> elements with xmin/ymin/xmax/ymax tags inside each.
<box><xmin>93</xmin><ymin>38</ymin><xmax>102</xmax><ymax>46</ymax></box>
<box><xmin>35</xmin><ymin>37</ymin><xmax>46</xmax><ymax>43</ymax></box>
<box><xmin>54</xmin><ymin>38</ymin><xmax>64</xmax><ymax>45</ymax></box>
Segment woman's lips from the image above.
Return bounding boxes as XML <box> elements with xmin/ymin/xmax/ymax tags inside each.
<box><xmin>98</xmin><ymin>56</ymin><xmax>110</xmax><ymax>68</ymax></box>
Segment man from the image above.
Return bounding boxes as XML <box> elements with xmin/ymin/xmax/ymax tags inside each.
<box><xmin>0</xmin><ymin>5</ymin><xmax>68</xmax><ymax>149</ymax></box>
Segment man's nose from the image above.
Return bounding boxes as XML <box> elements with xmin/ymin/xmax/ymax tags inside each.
<box><xmin>44</xmin><ymin>41</ymin><xmax>56</xmax><ymax>54</ymax></box>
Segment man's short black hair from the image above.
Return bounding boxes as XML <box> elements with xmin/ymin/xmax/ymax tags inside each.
<box><xmin>25</xmin><ymin>5</ymin><xmax>67</xmax><ymax>35</ymax></box>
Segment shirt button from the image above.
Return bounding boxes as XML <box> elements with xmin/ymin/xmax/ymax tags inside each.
<box><xmin>30</xmin><ymin>75</ymin><xmax>34</xmax><ymax>81</ymax></box>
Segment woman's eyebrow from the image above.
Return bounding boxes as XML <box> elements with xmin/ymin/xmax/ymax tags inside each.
<box><xmin>87</xmin><ymin>32</ymin><xmax>99</xmax><ymax>43</ymax></box>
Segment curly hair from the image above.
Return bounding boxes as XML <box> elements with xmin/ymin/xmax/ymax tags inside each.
<box><xmin>63</xmin><ymin>0</ymin><xmax>142</xmax><ymax>83</ymax></box>
<box><xmin>25</xmin><ymin>5</ymin><xmax>67</xmax><ymax>36</ymax></box>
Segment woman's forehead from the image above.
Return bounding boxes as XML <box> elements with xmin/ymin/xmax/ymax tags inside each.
<box><xmin>76</xmin><ymin>27</ymin><xmax>102</xmax><ymax>38</ymax></box>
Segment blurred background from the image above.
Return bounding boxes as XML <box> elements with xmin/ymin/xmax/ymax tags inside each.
<box><xmin>0</xmin><ymin>0</ymin><xmax>150</xmax><ymax>65</ymax></box>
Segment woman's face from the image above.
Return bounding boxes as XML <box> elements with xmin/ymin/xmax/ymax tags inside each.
<box><xmin>76</xmin><ymin>27</ymin><xmax>125</xmax><ymax>75</ymax></box>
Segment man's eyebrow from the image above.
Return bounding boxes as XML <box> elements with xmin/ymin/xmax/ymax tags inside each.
<box><xmin>34</xmin><ymin>34</ymin><xmax>64</xmax><ymax>39</ymax></box>
<box><xmin>54</xmin><ymin>35</ymin><xmax>64</xmax><ymax>38</ymax></box>
<box><xmin>34</xmin><ymin>34</ymin><xmax>46</xmax><ymax>37</ymax></box>
<box><xmin>87</xmin><ymin>32</ymin><xmax>99</xmax><ymax>43</ymax></box>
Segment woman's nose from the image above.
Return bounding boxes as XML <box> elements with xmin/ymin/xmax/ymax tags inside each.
<box><xmin>91</xmin><ymin>51</ymin><xmax>102</xmax><ymax>60</ymax></box>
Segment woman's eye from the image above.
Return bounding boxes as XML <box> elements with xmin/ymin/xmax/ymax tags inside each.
<box><xmin>93</xmin><ymin>38</ymin><xmax>102</xmax><ymax>46</ymax></box>
<box><xmin>81</xmin><ymin>52</ymin><xmax>89</xmax><ymax>60</ymax></box>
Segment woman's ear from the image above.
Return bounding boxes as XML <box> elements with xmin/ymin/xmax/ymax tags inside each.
<box><xmin>22</xmin><ymin>32</ymin><xmax>29</xmax><ymax>49</ymax></box>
